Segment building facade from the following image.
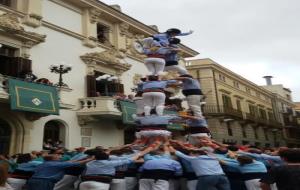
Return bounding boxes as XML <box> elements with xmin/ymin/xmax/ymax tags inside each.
<box><xmin>186</xmin><ymin>59</ymin><xmax>285</xmax><ymax>147</ymax></box>
<box><xmin>0</xmin><ymin>0</ymin><xmax>198</xmax><ymax>155</ymax></box>
<box><xmin>261</xmin><ymin>82</ymin><xmax>300</xmax><ymax>147</ymax></box>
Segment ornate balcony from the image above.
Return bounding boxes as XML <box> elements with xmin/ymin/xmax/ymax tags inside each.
<box><xmin>77</xmin><ymin>97</ymin><xmax>122</xmax><ymax>125</ymax></box>
<box><xmin>203</xmin><ymin>105</ymin><xmax>243</xmax><ymax>119</ymax></box>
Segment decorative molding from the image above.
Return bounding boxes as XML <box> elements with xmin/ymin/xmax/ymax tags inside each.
<box><xmin>22</xmin><ymin>13</ymin><xmax>43</xmax><ymax>28</ymax></box>
<box><xmin>233</xmin><ymin>95</ymin><xmax>244</xmax><ymax>99</ymax></box>
<box><xmin>82</xmin><ymin>36</ymin><xmax>98</xmax><ymax>48</ymax></box>
<box><xmin>219</xmin><ymin>89</ymin><xmax>232</xmax><ymax>94</ymax></box>
<box><xmin>80</xmin><ymin>48</ymin><xmax>132</xmax><ymax>75</ymax></box>
<box><xmin>119</xmin><ymin>22</ymin><xmax>130</xmax><ymax>36</ymax></box>
<box><xmin>0</xmin><ymin>13</ymin><xmax>46</xmax><ymax>47</ymax></box>
<box><xmin>90</xmin><ymin>9</ymin><xmax>102</xmax><ymax>23</ymax></box>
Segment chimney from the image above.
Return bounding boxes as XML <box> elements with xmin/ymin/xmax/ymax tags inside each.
<box><xmin>263</xmin><ymin>76</ymin><xmax>273</xmax><ymax>85</ymax></box>
<box><xmin>148</xmin><ymin>25</ymin><xmax>158</xmax><ymax>31</ymax></box>
<box><xmin>110</xmin><ymin>4</ymin><xmax>122</xmax><ymax>12</ymax></box>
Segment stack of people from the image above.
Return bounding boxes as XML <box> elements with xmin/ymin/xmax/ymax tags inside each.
<box><xmin>1</xmin><ymin>29</ymin><xmax>300</xmax><ymax>190</ymax></box>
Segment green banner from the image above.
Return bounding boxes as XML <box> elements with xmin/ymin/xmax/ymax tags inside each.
<box><xmin>9</xmin><ymin>79</ymin><xmax>59</xmax><ymax>115</ymax></box>
<box><xmin>118</xmin><ymin>100</ymin><xmax>184</xmax><ymax>130</ymax></box>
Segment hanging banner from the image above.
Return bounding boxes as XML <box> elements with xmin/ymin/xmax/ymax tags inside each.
<box><xmin>9</xmin><ymin>79</ymin><xmax>59</xmax><ymax>115</ymax></box>
<box><xmin>118</xmin><ymin>100</ymin><xmax>184</xmax><ymax>130</ymax></box>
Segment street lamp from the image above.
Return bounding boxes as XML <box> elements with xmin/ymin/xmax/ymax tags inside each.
<box><xmin>49</xmin><ymin>62</ymin><xmax>72</xmax><ymax>88</ymax></box>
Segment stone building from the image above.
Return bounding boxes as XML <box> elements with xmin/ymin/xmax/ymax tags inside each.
<box><xmin>0</xmin><ymin>0</ymin><xmax>198</xmax><ymax>155</ymax></box>
<box><xmin>186</xmin><ymin>58</ymin><xmax>285</xmax><ymax>147</ymax></box>
<box><xmin>261</xmin><ymin>78</ymin><xmax>300</xmax><ymax>147</ymax></box>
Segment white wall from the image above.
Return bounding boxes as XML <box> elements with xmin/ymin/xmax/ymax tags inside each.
<box><xmin>42</xmin><ymin>0</ymin><xmax>82</xmax><ymax>34</ymax></box>
<box><xmin>121</xmin><ymin>57</ymin><xmax>148</xmax><ymax>95</ymax></box>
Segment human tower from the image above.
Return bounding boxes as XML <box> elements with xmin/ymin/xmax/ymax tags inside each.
<box><xmin>132</xmin><ymin>28</ymin><xmax>210</xmax><ymax>147</ymax></box>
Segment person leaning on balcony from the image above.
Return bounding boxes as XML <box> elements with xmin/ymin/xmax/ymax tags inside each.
<box><xmin>142</xmin><ymin>75</ymin><xmax>178</xmax><ymax>116</ymax></box>
<box><xmin>176</xmin><ymin>74</ymin><xmax>204</xmax><ymax>118</ymax></box>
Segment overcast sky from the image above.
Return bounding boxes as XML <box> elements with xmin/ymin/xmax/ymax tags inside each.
<box><xmin>101</xmin><ymin>0</ymin><xmax>300</xmax><ymax>101</ymax></box>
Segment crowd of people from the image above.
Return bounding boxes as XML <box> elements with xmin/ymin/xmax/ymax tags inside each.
<box><xmin>0</xmin><ymin>139</ymin><xmax>300</xmax><ymax>190</ymax></box>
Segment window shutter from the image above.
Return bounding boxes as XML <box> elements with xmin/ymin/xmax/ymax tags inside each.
<box><xmin>86</xmin><ymin>75</ymin><xmax>96</xmax><ymax>97</ymax></box>
<box><xmin>9</xmin><ymin>57</ymin><xmax>32</xmax><ymax>77</ymax></box>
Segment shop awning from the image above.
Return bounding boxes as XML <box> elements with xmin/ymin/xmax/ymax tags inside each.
<box><xmin>9</xmin><ymin>79</ymin><xmax>59</xmax><ymax>115</ymax></box>
<box><xmin>118</xmin><ymin>100</ymin><xmax>184</xmax><ymax>130</ymax></box>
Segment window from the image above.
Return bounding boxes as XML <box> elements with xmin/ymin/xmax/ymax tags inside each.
<box><xmin>227</xmin><ymin>123</ymin><xmax>233</xmax><ymax>136</ymax></box>
<box><xmin>236</xmin><ymin>99</ymin><xmax>242</xmax><ymax>111</ymax></box>
<box><xmin>242</xmin><ymin>126</ymin><xmax>247</xmax><ymax>138</ymax></box>
<box><xmin>255</xmin><ymin>142</ymin><xmax>261</xmax><ymax>148</ymax></box>
<box><xmin>268</xmin><ymin>111</ymin><xmax>275</xmax><ymax>120</ymax></box>
<box><xmin>218</xmin><ymin>74</ymin><xmax>226</xmax><ymax>82</ymax></box>
<box><xmin>264</xmin><ymin>129</ymin><xmax>269</xmax><ymax>140</ymax></box>
<box><xmin>242</xmin><ymin>140</ymin><xmax>249</xmax><ymax>145</ymax></box>
<box><xmin>246</xmin><ymin>87</ymin><xmax>251</xmax><ymax>94</ymax></box>
<box><xmin>286</xmin><ymin>94</ymin><xmax>291</xmax><ymax>101</ymax></box>
<box><xmin>253</xmin><ymin>127</ymin><xmax>259</xmax><ymax>139</ymax></box>
<box><xmin>256</xmin><ymin>91</ymin><xmax>261</xmax><ymax>98</ymax></box>
<box><xmin>249</xmin><ymin>104</ymin><xmax>257</xmax><ymax>116</ymax></box>
<box><xmin>97</xmin><ymin>23</ymin><xmax>110</xmax><ymax>44</ymax></box>
<box><xmin>0</xmin><ymin>45</ymin><xmax>32</xmax><ymax>78</ymax></box>
<box><xmin>0</xmin><ymin>0</ymin><xmax>11</xmax><ymax>7</ymax></box>
<box><xmin>222</xmin><ymin>94</ymin><xmax>232</xmax><ymax>108</ymax></box>
<box><xmin>259</xmin><ymin>108</ymin><xmax>267</xmax><ymax>119</ymax></box>
<box><xmin>233</xmin><ymin>81</ymin><xmax>239</xmax><ymax>89</ymax></box>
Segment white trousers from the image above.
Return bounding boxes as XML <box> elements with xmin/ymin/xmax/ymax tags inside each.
<box><xmin>134</xmin><ymin>97</ymin><xmax>144</xmax><ymax>115</ymax></box>
<box><xmin>139</xmin><ymin>179</ymin><xmax>169</xmax><ymax>190</ymax></box>
<box><xmin>143</xmin><ymin>92</ymin><xmax>166</xmax><ymax>116</ymax></box>
<box><xmin>144</xmin><ymin>58</ymin><xmax>165</xmax><ymax>75</ymax></box>
<box><xmin>110</xmin><ymin>178</ymin><xmax>126</xmax><ymax>190</ymax></box>
<box><xmin>164</xmin><ymin>65</ymin><xmax>188</xmax><ymax>75</ymax></box>
<box><xmin>186</xmin><ymin>95</ymin><xmax>203</xmax><ymax>117</ymax></box>
<box><xmin>79</xmin><ymin>181</ymin><xmax>110</xmax><ymax>190</ymax></box>
<box><xmin>245</xmin><ymin>179</ymin><xmax>262</xmax><ymax>190</ymax></box>
<box><xmin>125</xmin><ymin>177</ymin><xmax>137</xmax><ymax>190</ymax></box>
<box><xmin>187</xmin><ymin>180</ymin><xmax>197</xmax><ymax>190</ymax></box>
<box><xmin>7</xmin><ymin>178</ymin><xmax>26</xmax><ymax>190</ymax></box>
<box><xmin>54</xmin><ymin>175</ymin><xmax>78</xmax><ymax>190</ymax></box>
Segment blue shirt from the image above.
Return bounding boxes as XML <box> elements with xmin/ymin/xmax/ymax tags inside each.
<box><xmin>223</xmin><ymin>160</ymin><xmax>267</xmax><ymax>174</ymax></box>
<box><xmin>238</xmin><ymin>152</ymin><xmax>283</xmax><ymax>167</ymax></box>
<box><xmin>175</xmin><ymin>151</ymin><xmax>225</xmax><ymax>176</ymax></box>
<box><xmin>17</xmin><ymin>161</ymin><xmax>43</xmax><ymax>172</ymax></box>
<box><xmin>182</xmin><ymin>78</ymin><xmax>201</xmax><ymax>90</ymax></box>
<box><xmin>180</xmin><ymin>158</ymin><xmax>194</xmax><ymax>173</ymax></box>
<box><xmin>186</xmin><ymin>118</ymin><xmax>208</xmax><ymax>127</ymax></box>
<box><xmin>142</xmin><ymin>80</ymin><xmax>177</xmax><ymax>90</ymax></box>
<box><xmin>70</xmin><ymin>153</ymin><xmax>88</xmax><ymax>161</ymax></box>
<box><xmin>139</xmin><ymin>158</ymin><xmax>182</xmax><ymax>176</ymax></box>
<box><xmin>32</xmin><ymin>161</ymin><xmax>80</xmax><ymax>182</ymax></box>
<box><xmin>134</xmin><ymin>115</ymin><xmax>180</xmax><ymax>126</ymax></box>
<box><xmin>85</xmin><ymin>159</ymin><xmax>132</xmax><ymax>176</ymax></box>
<box><xmin>153</xmin><ymin>32</ymin><xmax>192</xmax><ymax>46</ymax></box>
<box><xmin>144</xmin><ymin>153</ymin><xmax>171</xmax><ymax>161</ymax></box>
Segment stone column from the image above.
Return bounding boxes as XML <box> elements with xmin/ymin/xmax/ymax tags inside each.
<box><xmin>21</xmin><ymin>0</ymin><xmax>43</xmax><ymax>28</ymax></box>
<box><xmin>82</xmin><ymin>8</ymin><xmax>99</xmax><ymax>48</ymax></box>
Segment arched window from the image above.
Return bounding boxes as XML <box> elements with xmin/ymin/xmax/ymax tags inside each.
<box><xmin>43</xmin><ymin>120</ymin><xmax>66</xmax><ymax>148</ymax></box>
